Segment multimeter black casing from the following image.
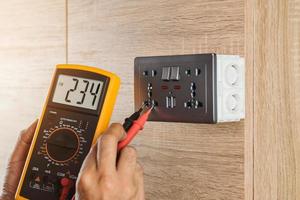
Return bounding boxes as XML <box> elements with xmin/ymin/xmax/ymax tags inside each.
<box><xmin>15</xmin><ymin>65</ymin><xmax>120</xmax><ymax>200</ymax></box>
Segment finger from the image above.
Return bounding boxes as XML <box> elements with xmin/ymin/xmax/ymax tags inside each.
<box><xmin>79</xmin><ymin>142</ymin><xmax>97</xmax><ymax>173</ymax></box>
<box><xmin>10</xmin><ymin>119</ymin><xmax>38</xmax><ymax>163</ymax></box>
<box><xmin>117</xmin><ymin>146</ymin><xmax>137</xmax><ymax>177</ymax></box>
<box><xmin>135</xmin><ymin>163</ymin><xmax>145</xmax><ymax>200</ymax></box>
<box><xmin>97</xmin><ymin>123</ymin><xmax>126</xmax><ymax>173</ymax></box>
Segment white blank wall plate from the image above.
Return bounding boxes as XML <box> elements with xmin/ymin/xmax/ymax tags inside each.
<box><xmin>216</xmin><ymin>55</ymin><xmax>245</xmax><ymax>122</ymax></box>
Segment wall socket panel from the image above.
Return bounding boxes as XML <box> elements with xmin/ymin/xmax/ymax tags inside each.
<box><xmin>134</xmin><ymin>54</ymin><xmax>245</xmax><ymax>123</ymax></box>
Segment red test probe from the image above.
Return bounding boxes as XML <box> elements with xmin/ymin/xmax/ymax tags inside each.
<box><xmin>118</xmin><ymin>106</ymin><xmax>153</xmax><ymax>151</ymax></box>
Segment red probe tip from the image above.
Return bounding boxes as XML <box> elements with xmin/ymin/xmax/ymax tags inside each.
<box><xmin>145</xmin><ymin>106</ymin><xmax>153</xmax><ymax>114</ymax></box>
<box><xmin>117</xmin><ymin>106</ymin><xmax>153</xmax><ymax>151</ymax></box>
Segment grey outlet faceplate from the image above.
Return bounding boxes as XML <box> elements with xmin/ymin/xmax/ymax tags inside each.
<box><xmin>134</xmin><ymin>54</ymin><xmax>218</xmax><ymax>123</ymax></box>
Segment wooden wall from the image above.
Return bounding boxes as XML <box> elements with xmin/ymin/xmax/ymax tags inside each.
<box><xmin>0</xmin><ymin>0</ymin><xmax>299</xmax><ymax>199</ymax></box>
<box><xmin>0</xmin><ymin>0</ymin><xmax>66</xmax><ymax>188</ymax></box>
<box><xmin>0</xmin><ymin>1</ymin><xmax>246</xmax><ymax>199</ymax></box>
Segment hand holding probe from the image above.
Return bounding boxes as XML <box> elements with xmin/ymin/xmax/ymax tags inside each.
<box><xmin>71</xmin><ymin>104</ymin><xmax>153</xmax><ymax>200</ymax></box>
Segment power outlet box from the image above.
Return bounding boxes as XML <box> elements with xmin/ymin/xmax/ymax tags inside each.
<box><xmin>134</xmin><ymin>54</ymin><xmax>245</xmax><ymax>123</ymax></box>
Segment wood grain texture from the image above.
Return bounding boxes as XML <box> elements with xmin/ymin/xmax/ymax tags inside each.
<box><xmin>289</xmin><ymin>0</ymin><xmax>300</xmax><ymax>198</ymax></box>
<box><xmin>252</xmin><ymin>0</ymin><xmax>300</xmax><ymax>199</ymax></box>
<box><xmin>244</xmin><ymin>0</ymin><xmax>254</xmax><ymax>199</ymax></box>
<box><xmin>68</xmin><ymin>0</ymin><xmax>245</xmax><ymax>199</ymax></box>
<box><xmin>0</xmin><ymin>0</ymin><xmax>66</xmax><ymax>188</ymax></box>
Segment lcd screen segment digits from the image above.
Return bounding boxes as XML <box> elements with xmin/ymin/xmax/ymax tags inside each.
<box><xmin>52</xmin><ymin>75</ymin><xmax>103</xmax><ymax>110</ymax></box>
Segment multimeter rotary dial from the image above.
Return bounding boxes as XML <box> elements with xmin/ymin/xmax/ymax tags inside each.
<box><xmin>45</xmin><ymin>128</ymin><xmax>79</xmax><ymax>163</ymax></box>
<box><xmin>41</xmin><ymin>124</ymin><xmax>87</xmax><ymax>166</ymax></box>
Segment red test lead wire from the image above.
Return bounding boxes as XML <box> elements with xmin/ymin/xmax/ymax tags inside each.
<box><xmin>117</xmin><ymin>107</ymin><xmax>153</xmax><ymax>151</ymax></box>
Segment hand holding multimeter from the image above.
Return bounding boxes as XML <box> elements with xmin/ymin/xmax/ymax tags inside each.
<box><xmin>14</xmin><ymin>65</ymin><xmax>151</xmax><ymax>200</ymax></box>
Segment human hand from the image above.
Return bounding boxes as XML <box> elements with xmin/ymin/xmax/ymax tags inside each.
<box><xmin>0</xmin><ymin>120</ymin><xmax>37</xmax><ymax>200</ymax></box>
<box><xmin>75</xmin><ymin>123</ymin><xmax>144</xmax><ymax>200</ymax></box>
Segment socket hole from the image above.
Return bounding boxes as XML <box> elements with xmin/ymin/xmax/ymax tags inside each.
<box><xmin>151</xmin><ymin>70</ymin><xmax>157</xmax><ymax>77</ymax></box>
<box><xmin>185</xmin><ymin>69</ymin><xmax>191</xmax><ymax>76</ymax></box>
<box><xmin>143</xmin><ymin>71</ymin><xmax>148</xmax><ymax>76</ymax></box>
<box><xmin>195</xmin><ymin>68</ymin><xmax>201</xmax><ymax>76</ymax></box>
<box><xmin>225</xmin><ymin>64</ymin><xmax>239</xmax><ymax>86</ymax></box>
<box><xmin>191</xmin><ymin>91</ymin><xmax>196</xmax><ymax>98</ymax></box>
<box><xmin>226</xmin><ymin>94</ymin><xmax>240</xmax><ymax>112</ymax></box>
<box><xmin>190</xmin><ymin>82</ymin><xmax>196</xmax><ymax>90</ymax></box>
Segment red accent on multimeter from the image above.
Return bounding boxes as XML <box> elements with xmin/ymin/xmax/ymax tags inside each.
<box><xmin>59</xmin><ymin>178</ymin><xmax>73</xmax><ymax>200</ymax></box>
<box><xmin>15</xmin><ymin>65</ymin><xmax>120</xmax><ymax>200</ymax></box>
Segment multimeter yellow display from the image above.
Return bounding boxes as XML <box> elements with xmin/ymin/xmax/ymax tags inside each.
<box><xmin>15</xmin><ymin>64</ymin><xmax>120</xmax><ymax>200</ymax></box>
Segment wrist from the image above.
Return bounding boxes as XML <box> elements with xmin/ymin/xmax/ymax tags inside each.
<box><xmin>0</xmin><ymin>193</ymin><xmax>15</xmax><ymax>200</ymax></box>
<box><xmin>1</xmin><ymin>183</ymin><xmax>16</xmax><ymax>200</ymax></box>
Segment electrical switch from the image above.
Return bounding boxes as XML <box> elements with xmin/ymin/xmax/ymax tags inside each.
<box><xmin>170</xmin><ymin>67</ymin><xmax>180</xmax><ymax>80</ymax></box>
<box><xmin>161</xmin><ymin>67</ymin><xmax>171</xmax><ymax>81</ymax></box>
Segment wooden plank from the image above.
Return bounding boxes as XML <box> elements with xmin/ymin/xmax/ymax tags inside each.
<box><xmin>289</xmin><ymin>0</ymin><xmax>300</xmax><ymax>198</ymax></box>
<box><xmin>0</xmin><ymin>0</ymin><xmax>66</xmax><ymax>187</ymax></box>
<box><xmin>252</xmin><ymin>0</ymin><xmax>300</xmax><ymax>199</ymax></box>
<box><xmin>244</xmin><ymin>0</ymin><xmax>254</xmax><ymax>199</ymax></box>
<box><xmin>68</xmin><ymin>0</ymin><xmax>245</xmax><ymax>199</ymax></box>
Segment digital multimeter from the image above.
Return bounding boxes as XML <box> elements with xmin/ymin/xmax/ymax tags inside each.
<box><xmin>15</xmin><ymin>64</ymin><xmax>120</xmax><ymax>200</ymax></box>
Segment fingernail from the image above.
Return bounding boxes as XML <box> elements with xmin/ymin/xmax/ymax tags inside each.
<box><xmin>30</xmin><ymin>119</ymin><xmax>38</xmax><ymax>127</ymax></box>
<box><xmin>26</xmin><ymin>119</ymin><xmax>38</xmax><ymax>132</ymax></box>
<box><xmin>121</xmin><ymin>131</ymin><xmax>127</xmax><ymax>140</ymax></box>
